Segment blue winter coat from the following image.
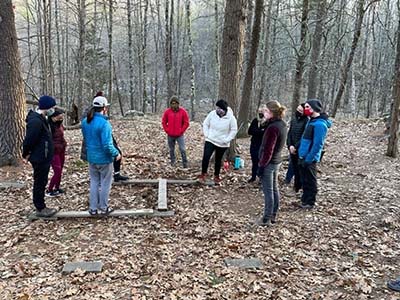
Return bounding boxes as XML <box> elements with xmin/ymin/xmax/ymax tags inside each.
<box><xmin>81</xmin><ymin>113</ymin><xmax>119</xmax><ymax>164</ymax></box>
<box><xmin>298</xmin><ymin>114</ymin><xmax>332</xmax><ymax>163</ymax></box>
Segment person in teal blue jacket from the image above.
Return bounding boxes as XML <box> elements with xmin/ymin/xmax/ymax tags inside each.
<box><xmin>81</xmin><ymin>96</ymin><xmax>121</xmax><ymax>215</ymax></box>
<box><xmin>298</xmin><ymin>99</ymin><xmax>332</xmax><ymax>208</ymax></box>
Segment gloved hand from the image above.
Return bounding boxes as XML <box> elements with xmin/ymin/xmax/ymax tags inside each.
<box><xmin>257</xmin><ymin>166</ymin><xmax>265</xmax><ymax>178</ymax></box>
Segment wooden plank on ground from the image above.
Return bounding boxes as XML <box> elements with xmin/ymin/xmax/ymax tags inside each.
<box><xmin>115</xmin><ymin>179</ymin><xmax>214</xmax><ymax>186</ymax></box>
<box><xmin>0</xmin><ymin>181</ymin><xmax>26</xmax><ymax>189</ymax></box>
<box><xmin>157</xmin><ymin>178</ymin><xmax>168</xmax><ymax>211</ymax></box>
<box><xmin>62</xmin><ymin>261</ymin><xmax>103</xmax><ymax>274</ymax></box>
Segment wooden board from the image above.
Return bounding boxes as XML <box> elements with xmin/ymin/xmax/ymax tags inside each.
<box><xmin>28</xmin><ymin>209</ymin><xmax>174</xmax><ymax>221</ymax></box>
<box><xmin>157</xmin><ymin>179</ymin><xmax>168</xmax><ymax>211</ymax></box>
<box><xmin>114</xmin><ymin>179</ymin><xmax>214</xmax><ymax>186</ymax></box>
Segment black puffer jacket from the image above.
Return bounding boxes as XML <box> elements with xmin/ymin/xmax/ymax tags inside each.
<box><xmin>22</xmin><ymin>110</ymin><xmax>54</xmax><ymax>163</ymax></box>
<box><xmin>287</xmin><ymin>112</ymin><xmax>308</xmax><ymax>150</ymax></box>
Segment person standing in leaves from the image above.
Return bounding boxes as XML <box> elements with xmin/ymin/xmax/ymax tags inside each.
<box><xmin>81</xmin><ymin>91</ymin><xmax>129</xmax><ymax>182</ymax></box>
<box><xmin>247</xmin><ymin>105</ymin><xmax>267</xmax><ymax>183</ymax></box>
<box><xmin>46</xmin><ymin>109</ymin><xmax>67</xmax><ymax>197</ymax></box>
<box><xmin>162</xmin><ymin>95</ymin><xmax>190</xmax><ymax>168</ymax></box>
<box><xmin>22</xmin><ymin>95</ymin><xmax>58</xmax><ymax>217</ymax></box>
<box><xmin>286</xmin><ymin>103</ymin><xmax>308</xmax><ymax>193</ymax></box>
<box><xmin>257</xmin><ymin>100</ymin><xmax>287</xmax><ymax>226</ymax></box>
<box><xmin>199</xmin><ymin>99</ymin><xmax>238</xmax><ymax>184</ymax></box>
<box><xmin>298</xmin><ymin>99</ymin><xmax>332</xmax><ymax>209</ymax></box>
<box><xmin>81</xmin><ymin>95</ymin><xmax>121</xmax><ymax>215</ymax></box>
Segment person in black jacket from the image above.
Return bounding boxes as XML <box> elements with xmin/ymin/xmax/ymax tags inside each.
<box><xmin>286</xmin><ymin>103</ymin><xmax>308</xmax><ymax>193</ymax></box>
<box><xmin>247</xmin><ymin>105</ymin><xmax>267</xmax><ymax>182</ymax></box>
<box><xmin>22</xmin><ymin>95</ymin><xmax>58</xmax><ymax>217</ymax></box>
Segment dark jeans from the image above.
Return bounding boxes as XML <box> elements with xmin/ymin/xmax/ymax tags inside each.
<box><xmin>290</xmin><ymin>154</ymin><xmax>302</xmax><ymax>192</ymax></box>
<box><xmin>299</xmin><ymin>162</ymin><xmax>317</xmax><ymax>206</ymax></box>
<box><xmin>250</xmin><ymin>144</ymin><xmax>260</xmax><ymax>179</ymax></box>
<box><xmin>167</xmin><ymin>135</ymin><xmax>187</xmax><ymax>166</ymax></box>
<box><xmin>261</xmin><ymin>163</ymin><xmax>281</xmax><ymax>219</ymax></box>
<box><xmin>113</xmin><ymin>138</ymin><xmax>122</xmax><ymax>174</ymax></box>
<box><xmin>201</xmin><ymin>141</ymin><xmax>227</xmax><ymax>177</ymax></box>
<box><xmin>31</xmin><ymin>161</ymin><xmax>51</xmax><ymax>210</ymax></box>
<box><xmin>284</xmin><ymin>156</ymin><xmax>294</xmax><ymax>183</ymax></box>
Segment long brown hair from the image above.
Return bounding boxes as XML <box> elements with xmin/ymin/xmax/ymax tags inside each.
<box><xmin>86</xmin><ymin>107</ymin><xmax>104</xmax><ymax>123</ymax></box>
<box><xmin>266</xmin><ymin>100</ymin><xmax>286</xmax><ymax>119</ymax></box>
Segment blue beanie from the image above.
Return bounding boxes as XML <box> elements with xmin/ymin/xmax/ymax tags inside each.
<box><xmin>38</xmin><ymin>95</ymin><xmax>56</xmax><ymax>110</ymax></box>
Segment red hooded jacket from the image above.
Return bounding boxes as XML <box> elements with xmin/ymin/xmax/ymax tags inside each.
<box><xmin>162</xmin><ymin>107</ymin><xmax>189</xmax><ymax>137</ymax></box>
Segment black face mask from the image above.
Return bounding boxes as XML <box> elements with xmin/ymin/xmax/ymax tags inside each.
<box><xmin>55</xmin><ymin>120</ymin><xmax>63</xmax><ymax>126</ymax></box>
<box><xmin>258</xmin><ymin>113</ymin><xmax>264</xmax><ymax>119</ymax></box>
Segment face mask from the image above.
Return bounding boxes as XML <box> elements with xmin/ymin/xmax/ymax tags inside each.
<box><xmin>46</xmin><ymin>108</ymin><xmax>55</xmax><ymax>117</ymax></box>
<box><xmin>55</xmin><ymin>120</ymin><xmax>63</xmax><ymax>125</ymax></box>
<box><xmin>216</xmin><ymin>108</ymin><xmax>226</xmax><ymax>117</ymax></box>
<box><xmin>303</xmin><ymin>108</ymin><xmax>313</xmax><ymax>116</ymax></box>
<box><xmin>258</xmin><ymin>113</ymin><xmax>264</xmax><ymax>119</ymax></box>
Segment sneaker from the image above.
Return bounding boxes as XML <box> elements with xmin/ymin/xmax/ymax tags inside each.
<box><xmin>36</xmin><ymin>207</ymin><xmax>57</xmax><ymax>217</ymax></box>
<box><xmin>99</xmin><ymin>207</ymin><xmax>114</xmax><ymax>215</ymax></box>
<box><xmin>271</xmin><ymin>214</ymin><xmax>277</xmax><ymax>224</ymax></box>
<box><xmin>256</xmin><ymin>217</ymin><xmax>272</xmax><ymax>227</ymax></box>
<box><xmin>114</xmin><ymin>174</ymin><xmax>129</xmax><ymax>182</ymax></box>
<box><xmin>56</xmin><ymin>188</ymin><xmax>65</xmax><ymax>194</ymax></box>
<box><xmin>247</xmin><ymin>177</ymin><xmax>256</xmax><ymax>183</ymax></box>
<box><xmin>46</xmin><ymin>190</ymin><xmax>60</xmax><ymax>197</ymax></box>
<box><xmin>387</xmin><ymin>278</ymin><xmax>400</xmax><ymax>292</ymax></box>
<box><xmin>300</xmin><ymin>204</ymin><xmax>314</xmax><ymax>209</ymax></box>
<box><xmin>88</xmin><ymin>209</ymin><xmax>97</xmax><ymax>216</ymax></box>
<box><xmin>182</xmin><ymin>162</ymin><xmax>188</xmax><ymax>168</ymax></box>
<box><xmin>214</xmin><ymin>176</ymin><xmax>222</xmax><ymax>184</ymax></box>
<box><xmin>198</xmin><ymin>173</ymin><xmax>207</xmax><ymax>182</ymax></box>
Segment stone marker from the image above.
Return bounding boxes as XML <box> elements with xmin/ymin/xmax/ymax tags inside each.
<box><xmin>0</xmin><ymin>181</ymin><xmax>26</xmax><ymax>189</ymax></box>
<box><xmin>62</xmin><ymin>261</ymin><xmax>103</xmax><ymax>274</ymax></box>
<box><xmin>224</xmin><ymin>258</ymin><xmax>263</xmax><ymax>269</ymax></box>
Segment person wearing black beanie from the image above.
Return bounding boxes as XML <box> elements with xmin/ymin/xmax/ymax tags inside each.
<box><xmin>22</xmin><ymin>95</ymin><xmax>58</xmax><ymax>217</ymax></box>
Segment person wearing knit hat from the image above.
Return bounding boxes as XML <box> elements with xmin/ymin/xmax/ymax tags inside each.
<box><xmin>46</xmin><ymin>109</ymin><xmax>67</xmax><ymax>197</ymax></box>
<box><xmin>298</xmin><ymin>99</ymin><xmax>332</xmax><ymax>209</ymax></box>
<box><xmin>199</xmin><ymin>99</ymin><xmax>238</xmax><ymax>184</ymax></box>
<box><xmin>22</xmin><ymin>95</ymin><xmax>58</xmax><ymax>217</ymax></box>
<box><xmin>162</xmin><ymin>95</ymin><xmax>190</xmax><ymax>167</ymax></box>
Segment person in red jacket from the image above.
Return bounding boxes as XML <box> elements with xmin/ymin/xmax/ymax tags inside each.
<box><xmin>46</xmin><ymin>109</ymin><xmax>67</xmax><ymax>197</ymax></box>
<box><xmin>162</xmin><ymin>96</ymin><xmax>190</xmax><ymax>167</ymax></box>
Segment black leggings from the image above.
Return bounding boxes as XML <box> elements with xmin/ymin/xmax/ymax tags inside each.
<box><xmin>201</xmin><ymin>141</ymin><xmax>227</xmax><ymax>176</ymax></box>
<box><xmin>112</xmin><ymin>136</ymin><xmax>122</xmax><ymax>173</ymax></box>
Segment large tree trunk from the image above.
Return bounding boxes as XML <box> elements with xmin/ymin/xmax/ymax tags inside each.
<box><xmin>291</xmin><ymin>0</ymin><xmax>309</xmax><ymax>116</ymax></box>
<box><xmin>0</xmin><ymin>0</ymin><xmax>26</xmax><ymax>166</ymax></box>
<box><xmin>165</xmin><ymin>0</ymin><xmax>174</xmax><ymax>99</ymax></box>
<box><xmin>186</xmin><ymin>0</ymin><xmax>196</xmax><ymax>120</ymax></box>
<box><xmin>76</xmin><ymin>0</ymin><xmax>86</xmax><ymax>117</ymax></box>
<box><xmin>127</xmin><ymin>0</ymin><xmax>135</xmax><ymax>110</ymax></box>
<box><xmin>218</xmin><ymin>0</ymin><xmax>247</xmax><ymax>159</ymax></box>
<box><xmin>307</xmin><ymin>0</ymin><xmax>326</xmax><ymax>99</ymax></box>
<box><xmin>107</xmin><ymin>0</ymin><xmax>113</xmax><ymax>104</ymax></box>
<box><xmin>237</xmin><ymin>0</ymin><xmax>264</xmax><ymax>138</ymax></box>
<box><xmin>386</xmin><ymin>3</ymin><xmax>400</xmax><ymax>158</ymax></box>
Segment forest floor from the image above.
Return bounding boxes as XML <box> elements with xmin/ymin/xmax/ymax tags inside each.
<box><xmin>0</xmin><ymin>116</ymin><xmax>399</xmax><ymax>300</ymax></box>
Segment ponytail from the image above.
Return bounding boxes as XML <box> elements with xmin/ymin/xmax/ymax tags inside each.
<box><xmin>86</xmin><ymin>106</ymin><xmax>103</xmax><ymax>123</ymax></box>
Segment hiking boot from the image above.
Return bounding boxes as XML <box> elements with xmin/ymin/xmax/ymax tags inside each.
<box><xmin>114</xmin><ymin>174</ymin><xmax>129</xmax><ymax>182</ymax></box>
<box><xmin>46</xmin><ymin>190</ymin><xmax>60</xmax><ymax>197</ymax></box>
<box><xmin>387</xmin><ymin>278</ymin><xmax>400</xmax><ymax>292</ymax></box>
<box><xmin>198</xmin><ymin>173</ymin><xmax>207</xmax><ymax>182</ymax></box>
<box><xmin>214</xmin><ymin>176</ymin><xmax>222</xmax><ymax>185</ymax></box>
<box><xmin>36</xmin><ymin>207</ymin><xmax>57</xmax><ymax>217</ymax></box>
<box><xmin>99</xmin><ymin>207</ymin><xmax>114</xmax><ymax>215</ymax></box>
<box><xmin>182</xmin><ymin>162</ymin><xmax>188</xmax><ymax>168</ymax></box>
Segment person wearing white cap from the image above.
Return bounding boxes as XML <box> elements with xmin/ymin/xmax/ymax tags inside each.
<box><xmin>81</xmin><ymin>96</ymin><xmax>121</xmax><ymax>215</ymax></box>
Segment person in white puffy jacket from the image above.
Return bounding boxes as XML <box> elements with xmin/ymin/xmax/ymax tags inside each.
<box><xmin>199</xmin><ymin>99</ymin><xmax>238</xmax><ymax>184</ymax></box>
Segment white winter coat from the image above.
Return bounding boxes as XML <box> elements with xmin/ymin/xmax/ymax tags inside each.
<box><xmin>202</xmin><ymin>107</ymin><xmax>238</xmax><ymax>148</ymax></box>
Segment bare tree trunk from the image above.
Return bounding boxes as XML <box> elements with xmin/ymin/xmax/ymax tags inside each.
<box><xmin>127</xmin><ymin>0</ymin><xmax>135</xmax><ymax>110</ymax></box>
<box><xmin>387</xmin><ymin>2</ymin><xmax>400</xmax><ymax>158</ymax></box>
<box><xmin>107</xmin><ymin>0</ymin><xmax>113</xmax><ymax>104</ymax></box>
<box><xmin>291</xmin><ymin>0</ymin><xmax>309</xmax><ymax>116</ymax></box>
<box><xmin>76</xmin><ymin>0</ymin><xmax>86</xmax><ymax>117</ymax></box>
<box><xmin>331</xmin><ymin>0</ymin><xmax>374</xmax><ymax>117</ymax></box>
<box><xmin>218</xmin><ymin>0</ymin><xmax>247</xmax><ymax>159</ymax></box>
<box><xmin>55</xmin><ymin>0</ymin><xmax>63</xmax><ymax>105</ymax></box>
<box><xmin>307</xmin><ymin>0</ymin><xmax>326</xmax><ymax>99</ymax></box>
<box><xmin>0</xmin><ymin>0</ymin><xmax>26</xmax><ymax>166</ymax></box>
<box><xmin>142</xmin><ymin>0</ymin><xmax>149</xmax><ymax>112</ymax></box>
<box><xmin>165</xmin><ymin>0</ymin><xmax>174</xmax><ymax>99</ymax></box>
<box><xmin>186</xmin><ymin>0</ymin><xmax>196</xmax><ymax>120</ymax></box>
<box><xmin>237</xmin><ymin>0</ymin><xmax>264</xmax><ymax>138</ymax></box>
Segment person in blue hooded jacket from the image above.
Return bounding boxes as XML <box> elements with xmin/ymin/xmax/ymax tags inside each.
<box><xmin>298</xmin><ymin>99</ymin><xmax>332</xmax><ymax>209</ymax></box>
<box><xmin>81</xmin><ymin>96</ymin><xmax>121</xmax><ymax>215</ymax></box>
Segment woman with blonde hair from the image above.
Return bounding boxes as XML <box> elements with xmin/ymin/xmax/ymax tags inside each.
<box><xmin>247</xmin><ymin>104</ymin><xmax>267</xmax><ymax>182</ymax></box>
<box><xmin>257</xmin><ymin>100</ymin><xmax>288</xmax><ymax>226</ymax></box>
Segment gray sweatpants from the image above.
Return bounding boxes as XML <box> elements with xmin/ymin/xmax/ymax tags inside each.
<box><xmin>89</xmin><ymin>163</ymin><xmax>113</xmax><ymax>211</ymax></box>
